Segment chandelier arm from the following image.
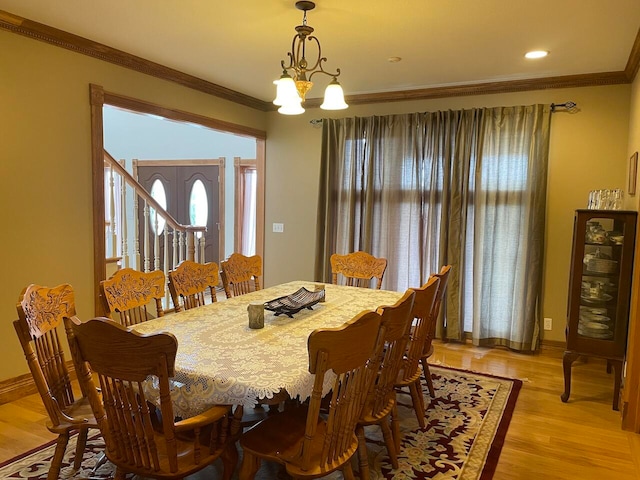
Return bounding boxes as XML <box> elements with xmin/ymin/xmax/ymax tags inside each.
<box><xmin>304</xmin><ymin>36</ymin><xmax>339</xmax><ymax>77</ymax></box>
<box><xmin>281</xmin><ymin>54</ymin><xmax>295</xmax><ymax>72</ymax></box>
<box><xmin>303</xmin><ymin>35</ymin><xmax>322</xmax><ymax>72</ymax></box>
<box><xmin>308</xmin><ymin>63</ymin><xmax>340</xmax><ymax>82</ymax></box>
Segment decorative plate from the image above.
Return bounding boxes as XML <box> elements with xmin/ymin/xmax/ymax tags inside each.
<box><xmin>581</xmin><ymin>293</ymin><xmax>613</xmax><ymax>304</ymax></box>
<box><xmin>264</xmin><ymin>287</ymin><xmax>325</xmax><ymax>318</ymax></box>
<box><xmin>578</xmin><ymin>328</ymin><xmax>614</xmax><ymax>340</ymax></box>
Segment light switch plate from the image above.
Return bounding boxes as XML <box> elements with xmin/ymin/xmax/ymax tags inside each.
<box><xmin>273</xmin><ymin>223</ymin><xmax>284</xmax><ymax>233</ymax></box>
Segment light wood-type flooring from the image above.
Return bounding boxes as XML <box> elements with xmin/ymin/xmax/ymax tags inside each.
<box><xmin>1</xmin><ymin>341</ymin><xmax>639</xmax><ymax>478</ymax></box>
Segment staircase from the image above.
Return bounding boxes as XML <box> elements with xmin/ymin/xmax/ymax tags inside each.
<box><xmin>103</xmin><ymin>149</ymin><xmax>207</xmax><ymax>306</ymax></box>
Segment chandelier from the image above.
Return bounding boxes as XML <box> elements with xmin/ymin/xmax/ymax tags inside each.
<box><xmin>273</xmin><ymin>1</ymin><xmax>348</xmax><ymax>115</ymax></box>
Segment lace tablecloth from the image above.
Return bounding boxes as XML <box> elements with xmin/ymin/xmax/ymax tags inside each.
<box><xmin>133</xmin><ymin>281</ymin><xmax>402</xmax><ymax>418</ymax></box>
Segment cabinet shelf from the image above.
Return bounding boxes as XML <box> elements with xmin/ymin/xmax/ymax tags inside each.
<box><xmin>562</xmin><ymin>209</ymin><xmax>637</xmax><ymax>411</ymax></box>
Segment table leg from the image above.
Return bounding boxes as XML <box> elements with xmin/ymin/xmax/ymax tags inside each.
<box><xmin>560</xmin><ymin>351</ymin><xmax>579</xmax><ymax>403</ymax></box>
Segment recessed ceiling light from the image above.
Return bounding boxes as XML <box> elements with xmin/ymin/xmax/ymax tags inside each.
<box><xmin>387</xmin><ymin>56</ymin><xmax>402</xmax><ymax>63</ymax></box>
<box><xmin>525</xmin><ymin>50</ymin><xmax>549</xmax><ymax>59</ymax></box>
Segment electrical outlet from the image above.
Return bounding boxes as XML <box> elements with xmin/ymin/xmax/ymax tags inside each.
<box><xmin>544</xmin><ymin>317</ymin><xmax>552</xmax><ymax>330</ymax></box>
<box><xmin>272</xmin><ymin>223</ymin><xmax>284</xmax><ymax>233</ymax></box>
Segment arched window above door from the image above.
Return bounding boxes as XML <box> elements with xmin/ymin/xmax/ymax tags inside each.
<box><xmin>150</xmin><ymin>179</ymin><xmax>167</xmax><ymax>235</ymax></box>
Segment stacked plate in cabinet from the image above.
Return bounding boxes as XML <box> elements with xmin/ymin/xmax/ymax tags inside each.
<box><xmin>578</xmin><ymin>306</ymin><xmax>613</xmax><ymax>339</ymax></box>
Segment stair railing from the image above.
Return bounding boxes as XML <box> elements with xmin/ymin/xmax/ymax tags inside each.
<box><xmin>103</xmin><ymin>150</ymin><xmax>206</xmax><ymax>281</ymax></box>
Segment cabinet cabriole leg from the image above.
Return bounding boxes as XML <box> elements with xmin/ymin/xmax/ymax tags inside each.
<box><xmin>561</xmin><ymin>351</ymin><xmax>579</xmax><ymax>403</ymax></box>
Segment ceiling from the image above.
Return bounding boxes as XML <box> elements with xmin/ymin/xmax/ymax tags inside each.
<box><xmin>1</xmin><ymin>0</ymin><xmax>639</xmax><ymax>106</ymax></box>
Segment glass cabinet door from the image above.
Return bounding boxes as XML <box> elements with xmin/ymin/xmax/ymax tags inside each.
<box><xmin>562</xmin><ymin>209</ymin><xmax>637</xmax><ymax>410</ymax></box>
<box><xmin>578</xmin><ymin>217</ymin><xmax>622</xmax><ymax>342</ymax></box>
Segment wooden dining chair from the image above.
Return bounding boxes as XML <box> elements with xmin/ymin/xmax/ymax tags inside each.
<box><xmin>168</xmin><ymin>260</ymin><xmax>219</xmax><ymax>312</ymax></box>
<box><xmin>100</xmin><ymin>267</ymin><xmax>166</xmax><ymax>326</ymax></box>
<box><xmin>330</xmin><ymin>251</ymin><xmax>388</xmax><ymax>289</ymax></box>
<box><xmin>356</xmin><ymin>290</ymin><xmax>415</xmax><ymax>480</ymax></box>
<box><xmin>67</xmin><ymin>316</ymin><xmax>238</xmax><ymax>480</ymax></box>
<box><xmin>421</xmin><ymin>265</ymin><xmax>452</xmax><ymax>397</ymax></box>
<box><xmin>220</xmin><ymin>253</ymin><xmax>262</xmax><ymax>299</ymax></box>
<box><xmin>14</xmin><ymin>284</ymin><xmax>98</xmax><ymax>480</ymax></box>
<box><xmin>393</xmin><ymin>276</ymin><xmax>440</xmax><ymax>444</ymax></box>
<box><xmin>239</xmin><ymin>309</ymin><xmax>384</xmax><ymax>480</ymax></box>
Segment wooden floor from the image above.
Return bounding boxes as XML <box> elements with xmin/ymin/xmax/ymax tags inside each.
<box><xmin>1</xmin><ymin>341</ymin><xmax>639</xmax><ymax>478</ymax></box>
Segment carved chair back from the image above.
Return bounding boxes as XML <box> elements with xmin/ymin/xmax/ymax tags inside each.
<box><xmin>168</xmin><ymin>260</ymin><xmax>219</xmax><ymax>312</ymax></box>
<box><xmin>366</xmin><ymin>289</ymin><xmax>415</xmax><ymax>419</ymax></box>
<box><xmin>424</xmin><ymin>265</ymin><xmax>452</xmax><ymax>354</ymax></box>
<box><xmin>330</xmin><ymin>251</ymin><xmax>388</xmax><ymax>289</ymax></box>
<box><xmin>100</xmin><ymin>268</ymin><xmax>165</xmax><ymax>326</ymax></box>
<box><xmin>419</xmin><ymin>265</ymin><xmax>452</xmax><ymax>398</ymax></box>
<box><xmin>239</xmin><ymin>310</ymin><xmax>383</xmax><ymax>479</ymax></box>
<box><xmin>68</xmin><ymin>316</ymin><xmax>236</xmax><ymax>479</ymax></box>
<box><xmin>392</xmin><ymin>276</ymin><xmax>440</xmax><ymax>430</ymax></box>
<box><xmin>403</xmin><ymin>276</ymin><xmax>440</xmax><ymax>384</ymax></box>
<box><xmin>301</xmin><ymin>310</ymin><xmax>384</xmax><ymax>472</ymax></box>
<box><xmin>220</xmin><ymin>253</ymin><xmax>262</xmax><ymax>299</ymax></box>
<box><xmin>355</xmin><ymin>289</ymin><xmax>415</xmax><ymax>475</ymax></box>
<box><xmin>15</xmin><ymin>284</ymin><xmax>97</xmax><ymax>479</ymax></box>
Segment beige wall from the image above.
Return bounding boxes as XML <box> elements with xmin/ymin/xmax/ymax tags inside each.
<box><xmin>264</xmin><ymin>85</ymin><xmax>632</xmax><ymax>343</ymax></box>
<box><xmin>626</xmin><ymin>75</ymin><xmax>640</xmax><ymax>211</ymax></box>
<box><xmin>0</xmin><ymin>31</ymin><xmax>266</xmax><ymax>380</ymax></box>
<box><xmin>1</xmin><ymin>26</ymin><xmax>634</xmax><ymax>382</ymax></box>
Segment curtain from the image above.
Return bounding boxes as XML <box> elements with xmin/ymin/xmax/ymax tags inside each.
<box><xmin>315</xmin><ymin>105</ymin><xmax>551</xmax><ymax>350</ymax></box>
<box><xmin>238</xmin><ymin>166</ymin><xmax>257</xmax><ymax>256</ymax></box>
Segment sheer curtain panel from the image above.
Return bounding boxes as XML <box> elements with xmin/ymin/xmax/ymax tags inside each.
<box><xmin>315</xmin><ymin>105</ymin><xmax>551</xmax><ymax>351</ymax></box>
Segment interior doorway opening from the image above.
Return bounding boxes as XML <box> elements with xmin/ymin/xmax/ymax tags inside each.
<box><xmin>91</xmin><ymin>84</ymin><xmax>266</xmax><ymax>315</ymax></box>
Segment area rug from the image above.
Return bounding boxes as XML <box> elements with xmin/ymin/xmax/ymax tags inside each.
<box><xmin>0</xmin><ymin>365</ymin><xmax>521</xmax><ymax>480</ymax></box>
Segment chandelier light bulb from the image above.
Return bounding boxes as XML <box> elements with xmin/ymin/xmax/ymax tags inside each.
<box><xmin>278</xmin><ymin>100</ymin><xmax>305</xmax><ymax>115</ymax></box>
<box><xmin>320</xmin><ymin>78</ymin><xmax>348</xmax><ymax>110</ymax></box>
<box><xmin>273</xmin><ymin>72</ymin><xmax>301</xmax><ymax>106</ymax></box>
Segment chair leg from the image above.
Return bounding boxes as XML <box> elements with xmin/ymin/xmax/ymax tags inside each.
<box><xmin>415</xmin><ymin>378</ymin><xmax>426</xmax><ymax>414</ymax></box>
<box><xmin>238</xmin><ymin>450</ymin><xmax>261</xmax><ymax>480</ymax></box>
<box><xmin>421</xmin><ymin>357</ymin><xmax>436</xmax><ymax>398</ymax></box>
<box><xmin>221</xmin><ymin>443</ymin><xmax>239</xmax><ymax>480</ymax></box>
<box><xmin>391</xmin><ymin>403</ymin><xmax>401</xmax><ymax>453</ymax></box>
<box><xmin>73</xmin><ymin>427</ymin><xmax>89</xmax><ymax>470</ymax></box>
<box><xmin>355</xmin><ymin>425</ymin><xmax>370</xmax><ymax>480</ymax></box>
<box><xmin>342</xmin><ymin>459</ymin><xmax>356</xmax><ymax>480</ymax></box>
<box><xmin>114</xmin><ymin>467</ymin><xmax>127</xmax><ymax>480</ymax></box>
<box><xmin>48</xmin><ymin>432</ymin><xmax>70</xmax><ymax>480</ymax></box>
<box><xmin>380</xmin><ymin>417</ymin><xmax>398</xmax><ymax>469</ymax></box>
<box><xmin>408</xmin><ymin>380</ymin><xmax>426</xmax><ymax>428</ymax></box>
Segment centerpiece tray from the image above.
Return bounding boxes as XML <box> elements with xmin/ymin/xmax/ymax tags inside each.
<box><xmin>264</xmin><ymin>287</ymin><xmax>325</xmax><ymax>318</ymax></box>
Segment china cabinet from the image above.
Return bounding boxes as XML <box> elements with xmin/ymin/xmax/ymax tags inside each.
<box><xmin>561</xmin><ymin>209</ymin><xmax>637</xmax><ymax>410</ymax></box>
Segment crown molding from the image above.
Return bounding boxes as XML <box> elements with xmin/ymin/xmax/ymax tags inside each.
<box><xmin>302</xmin><ymin>71</ymin><xmax>630</xmax><ymax>109</ymax></box>
<box><xmin>0</xmin><ymin>8</ymin><xmax>635</xmax><ymax>113</ymax></box>
<box><xmin>0</xmin><ymin>9</ymin><xmax>271</xmax><ymax>112</ymax></box>
<box><xmin>625</xmin><ymin>26</ymin><xmax>640</xmax><ymax>81</ymax></box>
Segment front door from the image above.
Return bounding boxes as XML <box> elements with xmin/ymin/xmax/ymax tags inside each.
<box><xmin>137</xmin><ymin>162</ymin><xmax>221</xmax><ymax>267</ymax></box>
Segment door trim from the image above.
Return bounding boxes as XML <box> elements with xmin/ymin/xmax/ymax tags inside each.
<box><xmin>90</xmin><ymin>83</ymin><xmax>266</xmax><ymax>316</ymax></box>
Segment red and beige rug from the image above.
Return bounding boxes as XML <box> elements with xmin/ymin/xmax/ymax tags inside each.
<box><xmin>0</xmin><ymin>365</ymin><xmax>521</xmax><ymax>480</ymax></box>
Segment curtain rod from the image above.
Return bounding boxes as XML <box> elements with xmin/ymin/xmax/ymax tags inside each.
<box><xmin>310</xmin><ymin>101</ymin><xmax>579</xmax><ymax>124</ymax></box>
<box><xmin>550</xmin><ymin>101</ymin><xmax>578</xmax><ymax>112</ymax></box>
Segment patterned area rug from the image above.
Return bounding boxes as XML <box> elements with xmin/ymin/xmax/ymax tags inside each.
<box><xmin>0</xmin><ymin>366</ymin><xmax>521</xmax><ymax>480</ymax></box>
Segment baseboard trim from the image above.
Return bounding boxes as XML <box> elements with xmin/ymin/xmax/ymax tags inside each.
<box><xmin>540</xmin><ymin>339</ymin><xmax>566</xmax><ymax>350</ymax></box>
<box><xmin>0</xmin><ymin>372</ymin><xmax>38</xmax><ymax>405</ymax></box>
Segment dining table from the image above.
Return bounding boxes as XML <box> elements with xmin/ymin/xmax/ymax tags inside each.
<box><xmin>132</xmin><ymin>280</ymin><xmax>403</xmax><ymax>419</ymax></box>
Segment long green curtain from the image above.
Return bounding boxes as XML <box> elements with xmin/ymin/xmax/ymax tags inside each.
<box><xmin>315</xmin><ymin>105</ymin><xmax>551</xmax><ymax>350</ymax></box>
